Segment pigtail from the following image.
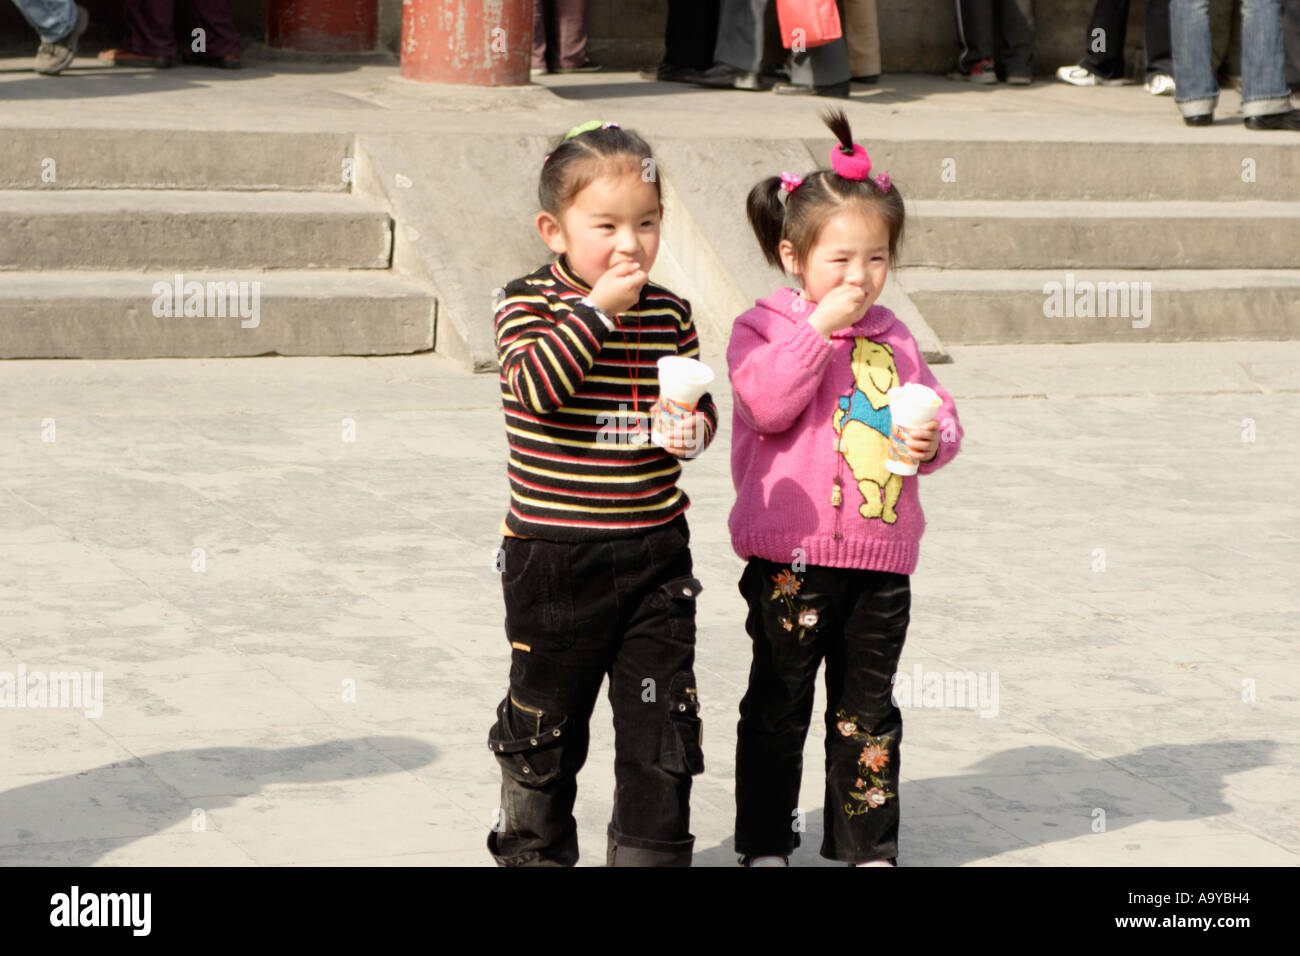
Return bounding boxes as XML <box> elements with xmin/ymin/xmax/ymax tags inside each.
<box><xmin>746</xmin><ymin>176</ymin><xmax>787</xmax><ymax>269</ymax></box>
<box><xmin>822</xmin><ymin>108</ymin><xmax>855</xmax><ymax>157</ymax></box>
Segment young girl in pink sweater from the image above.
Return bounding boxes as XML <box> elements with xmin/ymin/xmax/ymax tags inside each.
<box><xmin>727</xmin><ymin>110</ymin><xmax>964</xmax><ymax>868</ymax></box>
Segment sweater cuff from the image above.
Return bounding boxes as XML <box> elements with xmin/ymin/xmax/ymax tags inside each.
<box><xmin>787</xmin><ymin>314</ymin><xmax>835</xmax><ymax>370</ymax></box>
<box><xmin>578</xmin><ymin>296</ymin><xmax>617</xmax><ymax>331</ymax></box>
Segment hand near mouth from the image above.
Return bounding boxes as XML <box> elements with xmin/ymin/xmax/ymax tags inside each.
<box><xmin>588</xmin><ymin>260</ymin><xmax>649</xmax><ymax>316</ymax></box>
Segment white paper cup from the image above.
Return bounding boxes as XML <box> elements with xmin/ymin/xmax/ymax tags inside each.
<box><xmin>652</xmin><ymin>356</ymin><xmax>715</xmax><ymax>448</ymax></box>
<box><xmin>885</xmin><ymin>383</ymin><xmax>942</xmax><ymax>476</ymax></box>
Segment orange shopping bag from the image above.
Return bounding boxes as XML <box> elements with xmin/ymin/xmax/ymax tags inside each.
<box><xmin>776</xmin><ymin>0</ymin><xmax>843</xmax><ymax>50</ymax></box>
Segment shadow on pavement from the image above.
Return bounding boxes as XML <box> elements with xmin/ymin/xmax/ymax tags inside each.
<box><xmin>692</xmin><ymin>739</ymin><xmax>1276</xmax><ymax>867</ymax></box>
<box><xmin>0</xmin><ymin>736</ymin><xmax>437</xmax><ymax>865</ymax></box>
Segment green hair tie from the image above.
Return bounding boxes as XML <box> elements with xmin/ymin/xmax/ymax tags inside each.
<box><xmin>564</xmin><ymin>120</ymin><xmax>619</xmax><ymax>140</ymax></box>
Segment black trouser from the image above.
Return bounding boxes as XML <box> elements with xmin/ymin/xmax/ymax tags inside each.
<box><xmin>954</xmin><ymin>0</ymin><xmax>1037</xmax><ymax>77</ymax></box>
<box><xmin>1077</xmin><ymin>0</ymin><xmax>1173</xmax><ymax>81</ymax></box>
<box><xmin>734</xmin><ymin>556</ymin><xmax>910</xmax><ymax>863</ymax></box>
<box><xmin>1285</xmin><ymin>0</ymin><xmax>1300</xmax><ymax>87</ymax></box>
<box><xmin>665</xmin><ymin>0</ymin><xmax>722</xmax><ymax>69</ymax></box>
<box><xmin>487</xmin><ymin>516</ymin><xmax>704</xmax><ymax>867</ymax></box>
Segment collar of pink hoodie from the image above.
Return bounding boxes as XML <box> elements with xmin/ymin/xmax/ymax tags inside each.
<box><xmin>758</xmin><ymin>286</ymin><xmax>897</xmax><ymax>339</ymax></box>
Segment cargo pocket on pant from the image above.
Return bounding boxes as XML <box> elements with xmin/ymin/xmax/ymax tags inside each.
<box><xmin>487</xmin><ymin>693</ymin><xmax>567</xmax><ymax>787</ymax></box>
<box><xmin>656</xmin><ymin>573</ymin><xmax>703</xmax><ymax>641</ymax></box>
<box><xmin>661</xmin><ymin>671</ymin><xmax>704</xmax><ymax>776</ymax></box>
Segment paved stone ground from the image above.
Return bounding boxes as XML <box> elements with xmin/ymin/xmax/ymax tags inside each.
<box><xmin>2</xmin><ymin>342</ymin><xmax>1296</xmax><ymax>865</ymax></box>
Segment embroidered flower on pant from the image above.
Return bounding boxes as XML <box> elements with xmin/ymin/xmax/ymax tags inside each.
<box><xmin>836</xmin><ymin>708</ymin><xmax>896</xmax><ymax>817</ymax></box>
<box><xmin>769</xmin><ymin>568</ymin><xmax>819</xmax><ymax>641</ymax></box>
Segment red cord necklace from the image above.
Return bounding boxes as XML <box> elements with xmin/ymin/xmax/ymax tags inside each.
<box><xmin>616</xmin><ymin>307</ymin><xmax>645</xmax><ymax>445</ymax></box>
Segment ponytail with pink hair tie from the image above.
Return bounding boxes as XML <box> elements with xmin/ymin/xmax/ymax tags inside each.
<box><xmin>829</xmin><ymin>138</ymin><xmax>893</xmax><ymax>193</ymax></box>
<box><xmin>829</xmin><ymin>142</ymin><xmax>872</xmax><ymax>181</ymax></box>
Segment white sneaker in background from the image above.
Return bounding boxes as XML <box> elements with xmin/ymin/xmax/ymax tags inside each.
<box><xmin>1144</xmin><ymin>73</ymin><xmax>1176</xmax><ymax>95</ymax></box>
<box><xmin>1055</xmin><ymin>65</ymin><xmax>1125</xmax><ymax>87</ymax></box>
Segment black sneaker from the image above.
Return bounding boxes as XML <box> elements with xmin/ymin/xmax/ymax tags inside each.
<box><xmin>1244</xmin><ymin>109</ymin><xmax>1300</xmax><ymax>130</ymax></box>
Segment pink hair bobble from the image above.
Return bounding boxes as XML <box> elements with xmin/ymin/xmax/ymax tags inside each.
<box><xmin>829</xmin><ymin>142</ymin><xmax>872</xmax><ymax>181</ymax></box>
<box><xmin>779</xmin><ymin>172</ymin><xmax>803</xmax><ymax>193</ymax></box>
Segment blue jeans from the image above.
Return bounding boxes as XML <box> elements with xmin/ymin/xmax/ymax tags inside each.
<box><xmin>9</xmin><ymin>0</ymin><xmax>77</xmax><ymax>45</ymax></box>
<box><xmin>1171</xmin><ymin>0</ymin><xmax>1294</xmax><ymax>117</ymax></box>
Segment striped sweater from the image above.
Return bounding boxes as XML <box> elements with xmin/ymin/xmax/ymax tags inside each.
<box><xmin>494</xmin><ymin>255</ymin><xmax>718</xmax><ymax>541</ymax></box>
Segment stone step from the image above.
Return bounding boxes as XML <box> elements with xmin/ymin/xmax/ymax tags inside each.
<box><xmin>864</xmin><ymin>139</ymin><xmax>1299</xmax><ymax>202</ymax></box>
<box><xmin>900</xmin><ymin>268</ymin><xmax>1300</xmax><ymax>344</ymax></box>
<box><xmin>903</xmin><ymin>200</ymin><xmax>1300</xmax><ymax>270</ymax></box>
<box><xmin>0</xmin><ymin>271</ymin><xmax>434</xmax><ymax>358</ymax></box>
<box><xmin>7</xmin><ymin>128</ymin><xmax>1292</xmax><ymax>203</ymax></box>
<box><xmin>0</xmin><ymin>129</ymin><xmax>353</xmax><ymax>191</ymax></box>
<box><xmin>0</xmin><ymin>190</ymin><xmax>393</xmax><ymax>270</ymax></box>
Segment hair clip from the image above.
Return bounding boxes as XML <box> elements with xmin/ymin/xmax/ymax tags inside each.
<box><xmin>779</xmin><ymin>172</ymin><xmax>803</xmax><ymax>193</ymax></box>
<box><xmin>873</xmin><ymin>171</ymin><xmax>891</xmax><ymax>192</ymax></box>
<box><xmin>564</xmin><ymin>120</ymin><xmax>619</xmax><ymax>141</ymax></box>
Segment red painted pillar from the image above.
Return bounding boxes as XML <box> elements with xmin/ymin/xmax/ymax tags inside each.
<box><xmin>400</xmin><ymin>0</ymin><xmax>532</xmax><ymax>85</ymax></box>
<box><xmin>267</xmin><ymin>0</ymin><xmax>379</xmax><ymax>52</ymax></box>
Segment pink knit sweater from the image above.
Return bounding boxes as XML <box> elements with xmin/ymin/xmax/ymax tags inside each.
<box><xmin>726</xmin><ymin>287</ymin><xmax>963</xmax><ymax>575</ymax></box>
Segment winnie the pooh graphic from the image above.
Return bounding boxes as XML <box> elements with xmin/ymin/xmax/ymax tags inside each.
<box><xmin>831</xmin><ymin>339</ymin><xmax>903</xmax><ymax>524</ymax></box>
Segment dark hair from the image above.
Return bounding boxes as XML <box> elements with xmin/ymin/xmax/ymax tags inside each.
<box><xmin>747</xmin><ymin>109</ymin><xmax>905</xmax><ymax>273</ymax></box>
<box><xmin>538</xmin><ymin>123</ymin><xmax>661</xmax><ymax>215</ymax></box>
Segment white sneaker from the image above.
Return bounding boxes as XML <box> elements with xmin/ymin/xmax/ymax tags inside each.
<box><xmin>1055</xmin><ymin>65</ymin><xmax>1125</xmax><ymax>87</ymax></box>
<box><xmin>1144</xmin><ymin>73</ymin><xmax>1175</xmax><ymax>95</ymax></box>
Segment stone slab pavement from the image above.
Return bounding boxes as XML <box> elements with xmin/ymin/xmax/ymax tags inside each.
<box><xmin>1</xmin><ymin>341</ymin><xmax>1298</xmax><ymax>866</ymax></box>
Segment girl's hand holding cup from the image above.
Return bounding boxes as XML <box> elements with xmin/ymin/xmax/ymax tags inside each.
<box><xmin>652</xmin><ymin>356</ymin><xmax>715</xmax><ymax>457</ymax></box>
<box><xmin>885</xmin><ymin>383</ymin><xmax>943</xmax><ymax>475</ymax></box>
<box><xmin>904</xmin><ymin>420</ymin><xmax>940</xmax><ymax>463</ymax></box>
<box><xmin>588</xmin><ymin>260</ymin><xmax>649</xmax><ymax>316</ymax></box>
<box><xmin>658</xmin><ymin>412</ymin><xmax>708</xmax><ymax>458</ymax></box>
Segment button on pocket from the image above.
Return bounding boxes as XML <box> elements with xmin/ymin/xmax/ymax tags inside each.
<box><xmin>660</xmin><ymin>671</ymin><xmax>704</xmax><ymax>776</ymax></box>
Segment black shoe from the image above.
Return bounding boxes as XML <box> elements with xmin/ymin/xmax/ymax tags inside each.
<box><xmin>1244</xmin><ymin>109</ymin><xmax>1300</xmax><ymax>130</ymax></box>
<box><xmin>683</xmin><ymin>62</ymin><xmax>762</xmax><ymax>90</ymax></box>
<box><xmin>182</xmin><ymin>51</ymin><xmax>241</xmax><ymax>69</ymax></box>
<box><xmin>773</xmin><ymin>80</ymin><xmax>850</xmax><ymax>98</ymax></box>
<box><xmin>553</xmin><ymin>59</ymin><xmax>601</xmax><ymax>74</ymax></box>
<box><xmin>640</xmin><ymin>63</ymin><xmax>702</xmax><ymax>83</ymax></box>
<box><xmin>1182</xmin><ymin>113</ymin><xmax>1213</xmax><ymax>126</ymax></box>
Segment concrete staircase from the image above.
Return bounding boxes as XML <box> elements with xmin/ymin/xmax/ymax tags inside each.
<box><xmin>0</xmin><ymin>130</ymin><xmax>435</xmax><ymax>359</ymax></box>
<box><xmin>882</xmin><ymin>139</ymin><xmax>1300</xmax><ymax>344</ymax></box>
<box><xmin>3</xmin><ymin>125</ymin><xmax>1296</xmax><ymax>363</ymax></box>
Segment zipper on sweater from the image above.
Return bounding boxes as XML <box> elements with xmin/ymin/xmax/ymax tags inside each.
<box><xmin>832</xmin><ymin>436</ymin><xmax>844</xmax><ymax>540</ymax></box>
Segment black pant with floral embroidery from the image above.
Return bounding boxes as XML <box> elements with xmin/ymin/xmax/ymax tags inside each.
<box><xmin>487</xmin><ymin>516</ymin><xmax>704</xmax><ymax>867</ymax></box>
<box><xmin>734</xmin><ymin>556</ymin><xmax>910</xmax><ymax>864</ymax></box>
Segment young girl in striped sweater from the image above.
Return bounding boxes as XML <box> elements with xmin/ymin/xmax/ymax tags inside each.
<box><xmin>486</xmin><ymin>120</ymin><xmax>718</xmax><ymax>867</ymax></box>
